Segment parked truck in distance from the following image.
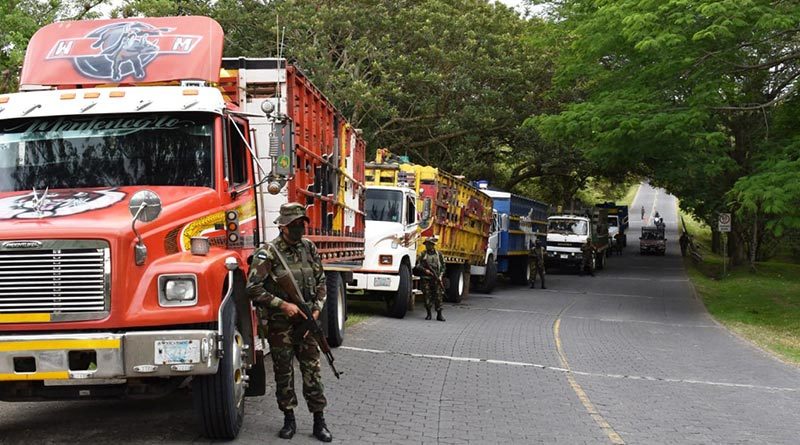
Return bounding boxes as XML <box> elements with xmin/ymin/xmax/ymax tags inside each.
<box><xmin>477</xmin><ymin>182</ymin><xmax>548</xmax><ymax>290</ymax></box>
<box><xmin>545</xmin><ymin>208</ymin><xmax>610</xmax><ymax>273</ymax></box>
<box><xmin>596</xmin><ymin>202</ymin><xmax>629</xmax><ymax>253</ymax></box>
<box><xmin>0</xmin><ymin>17</ymin><xmax>365</xmax><ymax>440</ymax></box>
<box><xmin>348</xmin><ymin>150</ymin><xmax>493</xmax><ymax>315</ymax></box>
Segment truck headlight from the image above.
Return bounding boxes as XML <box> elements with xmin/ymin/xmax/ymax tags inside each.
<box><xmin>379</xmin><ymin>255</ymin><xmax>393</xmax><ymax>265</ymax></box>
<box><xmin>158</xmin><ymin>274</ymin><xmax>198</xmax><ymax>307</ymax></box>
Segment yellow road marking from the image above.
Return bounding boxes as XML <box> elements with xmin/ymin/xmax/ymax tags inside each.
<box><xmin>0</xmin><ymin>339</ymin><xmax>120</xmax><ymax>352</ymax></box>
<box><xmin>0</xmin><ymin>371</ymin><xmax>69</xmax><ymax>381</ymax></box>
<box><xmin>0</xmin><ymin>313</ymin><xmax>51</xmax><ymax>323</ymax></box>
<box><xmin>554</xmin><ymin>315</ymin><xmax>626</xmax><ymax>444</ymax></box>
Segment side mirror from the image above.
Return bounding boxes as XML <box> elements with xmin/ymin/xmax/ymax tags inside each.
<box><xmin>420</xmin><ymin>198</ymin><xmax>432</xmax><ymax>229</ymax></box>
<box><xmin>129</xmin><ymin>190</ymin><xmax>162</xmax><ymax>222</ymax></box>
<box><xmin>128</xmin><ymin>190</ymin><xmax>162</xmax><ymax>266</ymax></box>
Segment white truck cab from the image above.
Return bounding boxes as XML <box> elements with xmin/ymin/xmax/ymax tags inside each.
<box><xmin>349</xmin><ymin>185</ymin><xmax>418</xmax><ymax>318</ymax></box>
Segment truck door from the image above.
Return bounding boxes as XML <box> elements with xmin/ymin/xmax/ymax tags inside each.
<box><xmin>224</xmin><ymin>116</ymin><xmax>257</xmax><ymax>250</ymax></box>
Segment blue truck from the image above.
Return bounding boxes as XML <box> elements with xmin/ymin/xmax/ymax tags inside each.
<box><xmin>476</xmin><ymin>183</ymin><xmax>549</xmax><ymax>291</ymax></box>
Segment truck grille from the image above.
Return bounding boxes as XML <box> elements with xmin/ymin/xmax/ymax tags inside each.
<box><xmin>0</xmin><ymin>240</ymin><xmax>110</xmax><ymax>320</ymax></box>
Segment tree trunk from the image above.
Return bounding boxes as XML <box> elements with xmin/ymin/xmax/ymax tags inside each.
<box><xmin>750</xmin><ymin>211</ymin><xmax>758</xmax><ymax>271</ymax></box>
<box><xmin>712</xmin><ymin>230</ymin><xmax>721</xmax><ymax>254</ymax></box>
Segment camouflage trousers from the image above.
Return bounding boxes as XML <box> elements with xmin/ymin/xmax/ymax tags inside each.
<box><xmin>421</xmin><ymin>278</ymin><xmax>443</xmax><ymax>311</ymax></box>
<box><xmin>266</xmin><ymin>314</ymin><xmax>327</xmax><ymax>413</ymax></box>
<box><xmin>528</xmin><ymin>260</ymin><xmax>545</xmax><ymax>287</ymax></box>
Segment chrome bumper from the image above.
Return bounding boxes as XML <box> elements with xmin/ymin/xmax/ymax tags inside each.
<box><xmin>0</xmin><ymin>330</ymin><xmax>219</xmax><ymax>382</ymax></box>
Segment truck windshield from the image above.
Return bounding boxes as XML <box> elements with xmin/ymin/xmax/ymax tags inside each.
<box><xmin>0</xmin><ymin>113</ymin><xmax>213</xmax><ymax>192</ymax></box>
<box><xmin>548</xmin><ymin>219</ymin><xmax>588</xmax><ymax>236</ymax></box>
<box><xmin>366</xmin><ymin>189</ymin><xmax>403</xmax><ymax>222</ymax></box>
<box><xmin>608</xmin><ymin>217</ymin><xmax>619</xmax><ymax>227</ymax></box>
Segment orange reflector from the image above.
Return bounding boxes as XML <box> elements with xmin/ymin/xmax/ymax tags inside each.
<box><xmin>60</xmin><ymin>93</ymin><xmax>76</xmax><ymax>100</ymax></box>
<box><xmin>109</xmin><ymin>91</ymin><xmax>125</xmax><ymax>98</ymax></box>
<box><xmin>0</xmin><ymin>97</ymin><xmax>9</xmax><ymax>104</ymax></box>
<box><xmin>83</xmin><ymin>92</ymin><xmax>101</xmax><ymax>99</ymax></box>
<box><xmin>183</xmin><ymin>89</ymin><xmax>199</xmax><ymax>96</ymax></box>
<box><xmin>227</xmin><ymin>222</ymin><xmax>238</xmax><ymax>230</ymax></box>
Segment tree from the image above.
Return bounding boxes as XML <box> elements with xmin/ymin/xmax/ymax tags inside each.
<box><xmin>0</xmin><ymin>0</ymin><xmax>108</xmax><ymax>93</ymax></box>
<box><xmin>531</xmin><ymin>0</ymin><xmax>800</xmax><ymax>265</ymax></box>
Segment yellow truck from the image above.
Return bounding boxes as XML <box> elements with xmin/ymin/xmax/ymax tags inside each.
<box><xmin>348</xmin><ymin>150</ymin><xmax>493</xmax><ymax>317</ymax></box>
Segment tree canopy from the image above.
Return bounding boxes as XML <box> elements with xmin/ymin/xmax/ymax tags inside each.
<box><xmin>530</xmin><ymin>0</ymin><xmax>800</xmax><ymax>263</ymax></box>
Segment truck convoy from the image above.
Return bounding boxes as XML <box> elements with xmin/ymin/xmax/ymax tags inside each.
<box><xmin>0</xmin><ymin>16</ymin><xmax>365</xmax><ymax>439</ymax></box>
<box><xmin>545</xmin><ymin>208</ymin><xmax>610</xmax><ymax>273</ymax></box>
<box><xmin>348</xmin><ymin>150</ymin><xmax>493</xmax><ymax>317</ymax></box>
<box><xmin>477</xmin><ymin>182</ymin><xmax>549</xmax><ymax>290</ymax></box>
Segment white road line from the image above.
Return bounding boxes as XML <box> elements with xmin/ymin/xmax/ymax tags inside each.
<box><xmin>339</xmin><ymin>346</ymin><xmax>800</xmax><ymax>393</ymax></box>
<box><xmin>454</xmin><ymin>305</ymin><xmax>719</xmax><ymax>328</ymax></box>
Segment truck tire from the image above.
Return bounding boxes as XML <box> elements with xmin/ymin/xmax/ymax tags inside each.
<box><xmin>509</xmin><ymin>257</ymin><xmax>530</xmax><ymax>285</ymax></box>
<box><xmin>596</xmin><ymin>250</ymin><xmax>606</xmax><ymax>270</ymax></box>
<box><xmin>445</xmin><ymin>264</ymin><xmax>466</xmax><ymax>303</ymax></box>
<box><xmin>192</xmin><ymin>301</ymin><xmax>246</xmax><ymax>440</ymax></box>
<box><xmin>325</xmin><ymin>272</ymin><xmax>346</xmax><ymax>347</ymax></box>
<box><xmin>244</xmin><ymin>350</ymin><xmax>266</xmax><ymax>397</ymax></box>
<box><xmin>388</xmin><ymin>264</ymin><xmax>411</xmax><ymax>319</ymax></box>
<box><xmin>477</xmin><ymin>259</ymin><xmax>497</xmax><ymax>294</ymax></box>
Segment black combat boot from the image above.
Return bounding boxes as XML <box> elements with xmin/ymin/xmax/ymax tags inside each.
<box><xmin>529</xmin><ymin>281</ymin><xmax>535</xmax><ymax>289</ymax></box>
<box><xmin>279</xmin><ymin>410</ymin><xmax>296</xmax><ymax>439</ymax></box>
<box><xmin>425</xmin><ymin>308</ymin><xmax>432</xmax><ymax>320</ymax></box>
<box><xmin>541</xmin><ymin>281</ymin><xmax>546</xmax><ymax>289</ymax></box>
<box><xmin>436</xmin><ymin>310</ymin><xmax>446</xmax><ymax>322</ymax></box>
<box><xmin>313</xmin><ymin>411</ymin><xmax>332</xmax><ymax>442</ymax></box>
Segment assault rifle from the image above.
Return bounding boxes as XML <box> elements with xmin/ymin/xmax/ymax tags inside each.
<box><xmin>268</xmin><ymin>245</ymin><xmax>342</xmax><ymax>379</ymax></box>
<box><xmin>417</xmin><ymin>259</ymin><xmax>446</xmax><ymax>292</ymax></box>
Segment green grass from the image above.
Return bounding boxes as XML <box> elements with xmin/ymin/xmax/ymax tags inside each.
<box><xmin>345</xmin><ymin>298</ymin><xmax>385</xmax><ymax>328</ymax></box>
<box><xmin>618</xmin><ymin>183</ymin><xmax>640</xmax><ymax>207</ymax></box>
<box><xmin>679</xmin><ymin>207</ymin><xmax>800</xmax><ymax>364</ymax></box>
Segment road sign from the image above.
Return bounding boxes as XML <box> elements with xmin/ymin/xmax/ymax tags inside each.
<box><xmin>718</xmin><ymin>213</ymin><xmax>731</xmax><ymax>232</ymax></box>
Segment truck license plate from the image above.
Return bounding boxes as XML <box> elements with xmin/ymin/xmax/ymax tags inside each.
<box><xmin>154</xmin><ymin>340</ymin><xmax>201</xmax><ymax>365</ymax></box>
<box><xmin>373</xmin><ymin>277</ymin><xmax>391</xmax><ymax>287</ymax></box>
<box><xmin>560</xmin><ymin>254</ymin><xmax>568</xmax><ymax>259</ymax></box>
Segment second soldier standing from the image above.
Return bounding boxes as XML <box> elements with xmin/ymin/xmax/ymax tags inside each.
<box><xmin>528</xmin><ymin>237</ymin><xmax>546</xmax><ymax>289</ymax></box>
<box><xmin>246</xmin><ymin>203</ymin><xmax>333</xmax><ymax>442</ymax></box>
<box><xmin>415</xmin><ymin>236</ymin><xmax>446</xmax><ymax>321</ymax></box>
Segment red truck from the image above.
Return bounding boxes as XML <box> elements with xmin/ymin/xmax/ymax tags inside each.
<box><xmin>0</xmin><ymin>16</ymin><xmax>364</xmax><ymax>439</ymax></box>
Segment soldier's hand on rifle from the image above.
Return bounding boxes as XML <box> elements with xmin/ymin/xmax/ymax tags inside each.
<box><xmin>280</xmin><ymin>301</ymin><xmax>307</xmax><ymax>319</ymax></box>
<box><xmin>312</xmin><ymin>310</ymin><xmax>320</xmax><ymax>320</ymax></box>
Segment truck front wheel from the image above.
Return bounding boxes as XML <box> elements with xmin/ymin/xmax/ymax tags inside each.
<box><xmin>192</xmin><ymin>302</ymin><xmax>246</xmax><ymax>439</ymax></box>
<box><xmin>388</xmin><ymin>264</ymin><xmax>410</xmax><ymax>319</ymax></box>
<box><xmin>325</xmin><ymin>272</ymin><xmax>346</xmax><ymax>347</ymax></box>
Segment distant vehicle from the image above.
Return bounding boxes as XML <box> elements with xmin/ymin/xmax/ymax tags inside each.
<box><xmin>596</xmin><ymin>202</ymin><xmax>629</xmax><ymax>254</ymax></box>
<box><xmin>545</xmin><ymin>208</ymin><xmax>610</xmax><ymax>272</ymax></box>
<box><xmin>640</xmin><ymin>226</ymin><xmax>666</xmax><ymax>255</ymax></box>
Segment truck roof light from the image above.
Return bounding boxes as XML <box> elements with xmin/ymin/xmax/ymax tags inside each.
<box><xmin>83</xmin><ymin>92</ymin><xmax>101</xmax><ymax>99</ymax></box>
<box><xmin>60</xmin><ymin>93</ymin><xmax>76</xmax><ymax>100</ymax></box>
<box><xmin>109</xmin><ymin>91</ymin><xmax>125</xmax><ymax>98</ymax></box>
<box><xmin>183</xmin><ymin>89</ymin><xmax>199</xmax><ymax>96</ymax></box>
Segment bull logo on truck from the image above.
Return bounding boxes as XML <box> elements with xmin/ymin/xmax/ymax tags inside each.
<box><xmin>0</xmin><ymin>189</ymin><xmax>126</xmax><ymax>219</ymax></box>
<box><xmin>46</xmin><ymin>21</ymin><xmax>203</xmax><ymax>82</ymax></box>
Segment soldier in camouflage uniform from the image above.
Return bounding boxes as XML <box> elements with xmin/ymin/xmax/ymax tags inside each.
<box><xmin>580</xmin><ymin>238</ymin><xmax>595</xmax><ymax>277</ymax></box>
<box><xmin>415</xmin><ymin>236</ymin><xmax>446</xmax><ymax>322</ymax></box>
<box><xmin>245</xmin><ymin>203</ymin><xmax>332</xmax><ymax>442</ymax></box>
<box><xmin>528</xmin><ymin>237</ymin><xmax>546</xmax><ymax>289</ymax></box>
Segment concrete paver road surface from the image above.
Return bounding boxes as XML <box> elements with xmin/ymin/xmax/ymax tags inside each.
<box><xmin>2</xmin><ymin>184</ymin><xmax>799</xmax><ymax>444</ymax></box>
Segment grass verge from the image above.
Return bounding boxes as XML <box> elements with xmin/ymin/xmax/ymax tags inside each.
<box><xmin>344</xmin><ymin>298</ymin><xmax>385</xmax><ymax>328</ymax></box>
<box><xmin>680</xmin><ymin>208</ymin><xmax>800</xmax><ymax>365</ymax></box>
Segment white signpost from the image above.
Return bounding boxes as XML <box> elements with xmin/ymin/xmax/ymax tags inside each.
<box><xmin>718</xmin><ymin>213</ymin><xmax>731</xmax><ymax>232</ymax></box>
<box><xmin>718</xmin><ymin>213</ymin><xmax>731</xmax><ymax>277</ymax></box>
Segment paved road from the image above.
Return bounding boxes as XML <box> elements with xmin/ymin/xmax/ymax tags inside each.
<box><xmin>3</xmin><ymin>184</ymin><xmax>800</xmax><ymax>444</ymax></box>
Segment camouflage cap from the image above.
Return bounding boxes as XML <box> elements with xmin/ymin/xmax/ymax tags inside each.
<box><xmin>423</xmin><ymin>235</ymin><xmax>439</xmax><ymax>245</ymax></box>
<box><xmin>274</xmin><ymin>202</ymin><xmax>310</xmax><ymax>226</ymax></box>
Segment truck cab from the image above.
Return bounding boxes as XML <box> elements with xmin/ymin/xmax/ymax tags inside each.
<box><xmin>350</xmin><ymin>185</ymin><xmax>418</xmax><ymax>318</ymax></box>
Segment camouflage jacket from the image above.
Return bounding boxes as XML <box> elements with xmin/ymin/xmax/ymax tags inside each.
<box><xmin>529</xmin><ymin>245</ymin><xmax>544</xmax><ymax>265</ymax></box>
<box><xmin>417</xmin><ymin>250</ymin><xmax>445</xmax><ymax>279</ymax></box>
<box><xmin>245</xmin><ymin>236</ymin><xmax>326</xmax><ymax>313</ymax></box>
